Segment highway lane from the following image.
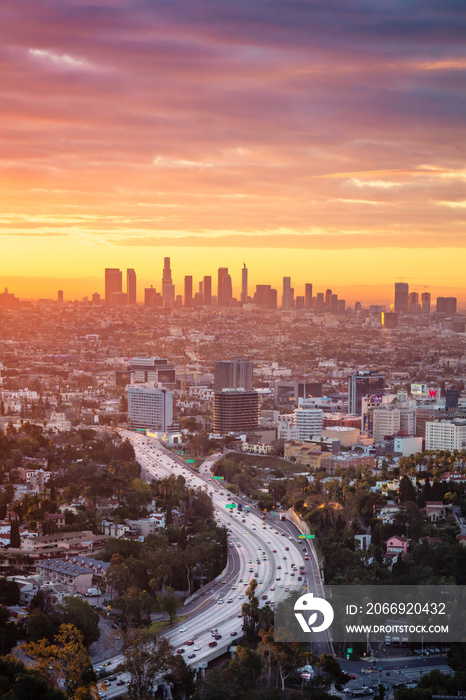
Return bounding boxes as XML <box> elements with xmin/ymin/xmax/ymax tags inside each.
<box><xmin>113</xmin><ymin>430</ymin><xmax>330</xmax><ymax>669</ymax></box>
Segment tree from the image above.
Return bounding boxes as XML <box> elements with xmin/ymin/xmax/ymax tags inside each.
<box><xmin>115</xmin><ymin>586</ymin><xmax>152</xmax><ymax>630</ymax></box>
<box><xmin>9</xmin><ymin>518</ymin><xmax>21</xmax><ymax>548</ymax></box>
<box><xmin>21</xmin><ymin>623</ymin><xmax>97</xmax><ymax>697</ymax></box>
<box><xmin>157</xmin><ymin>586</ymin><xmax>179</xmax><ymax>625</ymax></box>
<box><xmin>242</xmin><ymin>579</ymin><xmax>260</xmax><ymax>638</ymax></box>
<box><xmin>0</xmin><ymin>577</ymin><xmax>20</xmax><ymax>605</ymax></box>
<box><xmin>123</xmin><ymin>629</ymin><xmax>172</xmax><ymax>700</ymax></box>
<box><xmin>0</xmin><ymin>656</ymin><xmax>66</xmax><ymax>700</ymax></box>
<box><xmin>60</xmin><ymin>597</ymin><xmax>100</xmax><ymax>647</ymax></box>
<box><xmin>399</xmin><ymin>475</ymin><xmax>417</xmax><ymax>504</ymax></box>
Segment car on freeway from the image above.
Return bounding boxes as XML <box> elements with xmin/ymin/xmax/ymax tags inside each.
<box><xmin>272</xmin><ymin>549</ymin><xmax>277</xmax><ymax>553</ymax></box>
<box><xmin>276</xmin><ymin>577</ymin><xmax>281</xmax><ymax>581</ymax></box>
<box><xmin>277</xmin><ymin>565</ymin><xmax>281</xmax><ymax>569</ymax></box>
<box><xmin>116</xmin><ymin>680</ymin><xmax>125</xmax><ymax>686</ymax></box>
<box><xmin>218</xmin><ymin>599</ymin><xmax>224</xmax><ymax>604</ymax></box>
<box><xmin>230</xmin><ymin>631</ymin><xmax>238</xmax><ymax>636</ymax></box>
<box><xmin>176</xmin><ymin>648</ymin><xmax>185</xmax><ymax>654</ymax></box>
<box><xmin>270</xmin><ymin>586</ymin><xmax>275</xmax><ymax>591</ymax></box>
<box><xmin>180</xmin><ymin>626</ymin><xmax>187</xmax><ymax>632</ymax></box>
<box><xmin>194</xmin><ymin>646</ymin><xmax>201</xmax><ymax>651</ymax></box>
<box><xmin>239</xmin><ymin>594</ymin><xmax>244</xmax><ymax>599</ymax></box>
<box><xmin>186</xmin><ymin>641</ymin><xmax>194</xmax><ymax>646</ymax></box>
<box><xmin>208</xmin><ymin>641</ymin><xmax>218</xmax><ymax>647</ymax></box>
<box><xmin>227</xmin><ymin>599</ymin><xmax>233</xmax><ymax>603</ymax></box>
<box><xmin>188</xmin><ymin>653</ymin><xmax>196</xmax><ymax>659</ymax></box>
<box><xmin>214</xmin><ymin>634</ymin><xmax>222</xmax><ymax>640</ymax></box>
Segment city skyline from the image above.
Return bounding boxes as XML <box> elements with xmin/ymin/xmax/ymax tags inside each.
<box><xmin>1</xmin><ymin>1</ymin><xmax>465</xmax><ymax>298</ymax></box>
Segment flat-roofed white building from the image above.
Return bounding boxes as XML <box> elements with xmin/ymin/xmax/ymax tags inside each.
<box><xmin>425</xmin><ymin>420</ymin><xmax>466</xmax><ymax>451</ymax></box>
<box><xmin>128</xmin><ymin>386</ymin><xmax>173</xmax><ymax>431</ymax></box>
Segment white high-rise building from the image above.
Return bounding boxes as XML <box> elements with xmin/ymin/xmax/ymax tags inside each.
<box><xmin>425</xmin><ymin>420</ymin><xmax>466</xmax><ymax>451</ymax></box>
<box><xmin>293</xmin><ymin>406</ymin><xmax>323</xmax><ymax>441</ymax></box>
<box><xmin>372</xmin><ymin>405</ymin><xmax>400</xmax><ymax>443</ymax></box>
<box><xmin>128</xmin><ymin>386</ymin><xmax>173</xmax><ymax>431</ymax></box>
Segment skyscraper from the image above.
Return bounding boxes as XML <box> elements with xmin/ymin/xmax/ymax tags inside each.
<box><xmin>217</xmin><ymin>267</ymin><xmax>228</xmax><ymax>306</ymax></box>
<box><xmin>128</xmin><ymin>386</ymin><xmax>173</xmax><ymax>431</ymax></box>
<box><xmin>203</xmin><ymin>276</ymin><xmax>212</xmax><ymax>306</ymax></box>
<box><xmin>421</xmin><ymin>292</ymin><xmax>431</xmax><ymax>314</ymax></box>
<box><xmin>162</xmin><ymin>257</ymin><xmax>175</xmax><ymax>308</ymax></box>
<box><xmin>409</xmin><ymin>291</ymin><xmax>420</xmax><ymax>314</ymax></box>
<box><xmin>325</xmin><ymin>289</ymin><xmax>332</xmax><ymax>309</ymax></box>
<box><xmin>282</xmin><ymin>277</ymin><xmax>292</xmax><ymax>310</ymax></box>
<box><xmin>305</xmin><ymin>283</ymin><xmax>313</xmax><ymax>309</ymax></box>
<box><xmin>184</xmin><ymin>276</ymin><xmax>193</xmax><ymax>307</ymax></box>
<box><xmin>394</xmin><ymin>282</ymin><xmax>409</xmax><ymax>313</ymax></box>
<box><xmin>436</xmin><ymin>297</ymin><xmax>457</xmax><ymax>314</ymax></box>
<box><xmin>348</xmin><ymin>370</ymin><xmax>384</xmax><ymax>415</ymax></box>
<box><xmin>127</xmin><ymin>268</ymin><xmax>137</xmax><ymax>304</ymax></box>
<box><xmin>105</xmin><ymin>268</ymin><xmax>122</xmax><ymax>306</ymax></box>
<box><xmin>57</xmin><ymin>290</ymin><xmax>64</xmax><ymax>306</ymax></box>
<box><xmin>213</xmin><ymin>390</ymin><xmax>260</xmax><ymax>434</ymax></box>
<box><xmin>214</xmin><ymin>359</ymin><xmax>253</xmax><ymax>392</ymax></box>
<box><xmin>221</xmin><ymin>273</ymin><xmax>233</xmax><ymax>307</ymax></box>
<box><xmin>241</xmin><ymin>263</ymin><xmax>248</xmax><ymax>304</ymax></box>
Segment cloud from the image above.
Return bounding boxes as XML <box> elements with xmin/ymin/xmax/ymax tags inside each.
<box><xmin>28</xmin><ymin>48</ymin><xmax>89</xmax><ymax>68</ymax></box>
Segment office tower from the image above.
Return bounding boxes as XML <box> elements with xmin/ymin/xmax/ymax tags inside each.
<box><xmin>255</xmin><ymin>286</ymin><xmax>278</xmax><ymax>309</ymax></box>
<box><xmin>436</xmin><ymin>297</ymin><xmax>457</xmax><ymax>314</ymax></box>
<box><xmin>293</xmin><ymin>406</ymin><xmax>324</xmax><ymax>440</ymax></box>
<box><xmin>325</xmin><ymin>289</ymin><xmax>332</xmax><ymax>309</ymax></box>
<box><xmin>144</xmin><ymin>286</ymin><xmax>162</xmax><ymax>307</ymax></box>
<box><xmin>213</xmin><ymin>390</ymin><xmax>260</xmax><ymax>433</ymax></box>
<box><xmin>394</xmin><ymin>282</ymin><xmax>409</xmax><ymax>313</ymax></box>
<box><xmin>305</xmin><ymin>283</ymin><xmax>313</xmax><ymax>309</ymax></box>
<box><xmin>409</xmin><ymin>291</ymin><xmax>420</xmax><ymax>314</ymax></box>
<box><xmin>381</xmin><ymin>312</ymin><xmax>398</xmax><ymax>329</ymax></box>
<box><xmin>184</xmin><ymin>276</ymin><xmax>193</xmax><ymax>307</ymax></box>
<box><xmin>92</xmin><ymin>292</ymin><xmax>101</xmax><ymax>305</ymax></box>
<box><xmin>315</xmin><ymin>293</ymin><xmax>325</xmax><ymax>311</ymax></box>
<box><xmin>295</xmin><ymin>296</ymin><xmax>305</xmax><ymax>310</ymax></box>
<box><xmin>128</xmin><ymin>386</ymin><xmax>173</xmax><ymax>431</ymax></box>
<box><xmin>355</xmin><ymin>301</ymin><xmax>362</xmax><ymax>313</ymax></box>
<box><xmin>162</xmin><ymin>257</ymin><xmax>175</xmax><ymax>307</ymax></box>
<box><xmin>57</xmin><ymin>290</ymin><xmax>64</xmax><ymax>306</ymax></box>
<box><xmin>127</xmin><ymin>268</ymin><xmax>137</xmax><ymax>304</ymax></box>
<box><xmin>221</xmin><ymin>273</ymin><xmax>233</xmax><ymax>307</ymax></box>
<box><xmin>203</xmin><ymin>276</ymin><xmax>212</xmax><ymax>306</ymax></box>
<box><xmin>214</xmin><ymin>359</ymin><xmax>253</xmax><ymax>393</ymax></box>
<box><xmin>421</xmin><ymin>292</ymin><xmax>431</xmax><ymax>314</ymax></box>
<box><xmin>372</xmin><ymin>405</ymin><xmax>401</xmax><ymax>443</ymax></box>
<box><xmin>446</xmin><ymin>389</ymin><xmax>459</xmax><ymax>410</ymax></box>
<box><xmin>241</xmin><ymin>263</ymin><xmax>248</xmax><ymax>304</ymax></box>
<box><xmin>337</xmin><ymin>299</ymin><xmax>345</xmax><ymax>314</ymax></box>
<box><xmin>348</xmin><ymin>370</ymin><xmax>384</xmax><ymax>415</ymax></box>
<box><xmin>105</xmin><ymin>268</ymin><xmax>122</xmax><ymax>305</ymax></box>
<box><xmin>330</xmin><ymin>294</ymin><xmax>338</xmax><ymax>314</ymax></box>
<box><xmin>130</xmin><ymin>357</ymin><xmax>176</xmax><ymax>386</ymax></box>
<box><xmin>217</xmin><ymin>267</ymin><xmax>228</xmax><ymax>306</ymax></box>
<box><xmin>282</xmin><ymin>277</ymin><xmax>292</xmax><ymax>310</ymax></box>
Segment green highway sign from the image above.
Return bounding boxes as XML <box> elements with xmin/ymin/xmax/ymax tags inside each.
<box><xmin>225</xmin><ymin>503</ymin><xmax>236</xmax><ymax>509</ymax></box>
<box><xmin>347</xmin><ymin>648</ymin><xmax>353</xmax><ymax>654</ymax></box>
<box><xmin>186</xmin><ymin>459</ymin><xmax>195</xmax><ymax>464</ymax></box>
<box><xmin>213</xmin><ymin>476</ymin><xmax>224</xmax><ymax>480</ymax></box>
<box><xmin>298</xmin><ymin>534</ymin><xmax>315</xmax><ymax>539</ymax></box>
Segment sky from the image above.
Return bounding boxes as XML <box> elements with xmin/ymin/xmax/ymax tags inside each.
<box><xmin>1</xmin><ymin>0</ymin><xmax>466</xmax><ymax>301</ymax></box>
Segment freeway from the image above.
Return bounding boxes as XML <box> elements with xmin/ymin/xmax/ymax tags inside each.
<box><xmin>101</xmin><ymin>429</ymin><xmax>331</xmax><ymax>685</ymax></box>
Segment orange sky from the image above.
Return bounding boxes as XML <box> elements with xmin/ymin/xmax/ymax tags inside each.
<box><xmin>1</xmin><ymin>1</ymin><xmax>465</xmax><ymax>301</ymax></box>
